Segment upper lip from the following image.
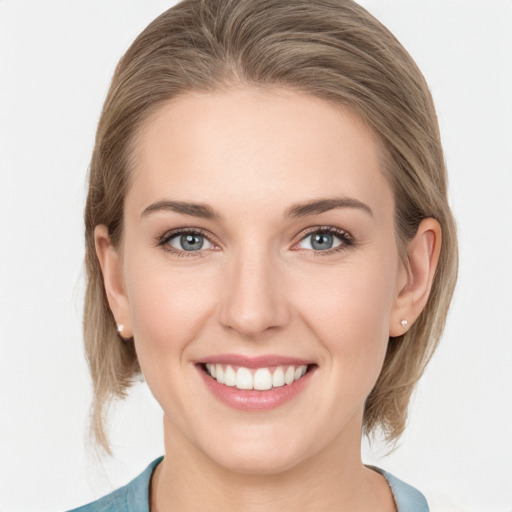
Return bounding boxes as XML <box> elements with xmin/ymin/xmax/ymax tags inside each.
<box><xmin>198</xmin><ymin>353</ymin><xmax>315</xmax><ymax>368</ymax></box>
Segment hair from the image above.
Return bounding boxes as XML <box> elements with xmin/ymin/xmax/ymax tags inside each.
<box><xmin>84</xmin><ymin>0</ymin><xmax>458</xmax><ymax>454</ymax></box>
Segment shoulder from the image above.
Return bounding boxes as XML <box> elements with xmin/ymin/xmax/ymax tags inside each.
<box><xmin>369</xmin><ymin>466</ymin><xmax>429</xmax><ymax>512</ymax></box>
<box><xmin>67</xmin><ymin>457</ymin><xmax>163</xmax><ymax>512</ymax></box>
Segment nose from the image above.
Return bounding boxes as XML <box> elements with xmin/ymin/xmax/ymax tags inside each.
<box><xmin>218</xmin><ymin>246</ymin><xmax>291</xmax><ymax>338</ymax></box>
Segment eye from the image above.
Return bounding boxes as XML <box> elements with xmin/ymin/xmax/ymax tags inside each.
<box><xmin>160</xmin><ymin>230</ymin><xmax>215</xmax><ymax>254</ymax></box>
<box><xmin>295</xmin><ymin>228</ymin><xmax>353</xmax><ymax>252</ymax></box>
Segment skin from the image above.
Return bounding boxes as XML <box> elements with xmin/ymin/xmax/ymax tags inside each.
<box><xmin>95</xmin><ymin>87</ymin><xmax>441</xmax><ymax>511</ymax></box>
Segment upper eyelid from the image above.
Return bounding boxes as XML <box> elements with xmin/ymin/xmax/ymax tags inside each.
<box><xmin>299</xmin><ymin>225</ymin><xmax>350</xmax><ymax>236</ymax></box>
<box><xmin>297</xmin><ymin>226</ymin><xmax>353</xmax><ymax>242</ymax></box>
<box><xmin>159</xmin><ymin>227</ymin><xmax>217</xmax><ymax>244</ymax></box>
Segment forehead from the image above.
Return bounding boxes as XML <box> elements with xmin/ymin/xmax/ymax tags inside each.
<box><xmin>127</xmin><ymin>87</ymin><xmax>392</xmax><ymax>220</ymax></box>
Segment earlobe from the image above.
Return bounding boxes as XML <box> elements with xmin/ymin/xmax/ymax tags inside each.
<box><xmin>389</xmin><ymin>218</ymin><xmax>442</xmax><ymax>337</ymax></box>
<box><xmin>94</xmin><ymin>225</ymin><xmax>133</xmax><ymax>338</ymax></box>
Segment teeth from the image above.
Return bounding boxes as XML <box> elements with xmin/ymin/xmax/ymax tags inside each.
<box><xmin>205</xmin><ymin>364</ymin><xmax>309</xmax><ymax>390</ymax></box>
<box><xmin>215</xmin><ymin>364</ymin><xmax>224</xmax><ymax>384</ymax></box>
<box><xmin>224</xmin><ymin>365</ymin><xmax>236</xmax><ymax>386</ymax></box>
<box><xmin>285</xmin><ymin>366</ymin><xmax>295</xmax><ymax>385</ymax></box>
<box><xmin>206</xmin><ymin>363</ymin><xmax>216</xmax><ymax>378</ymax></box>
<box><xmin>236</xmin><ymin>367</ymin><xmax>253</xmax><ymax>389</ymax></box>
<box><xmin>253</xmin><ymin>368</ymin><xmax>272</xmax><ymax>390</ymax></box>
<box><xmin>272</xmin><ymin>367</ymin><xmax>285</xmax><ymax>387</ymax></box>
<box><xmin>295</xmin><ymin>365</ymin><xmax>307</xmax><ymax>380</ymax></box>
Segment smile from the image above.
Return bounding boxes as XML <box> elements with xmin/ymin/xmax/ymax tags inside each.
<box><xmin>197</xmin><ymin>355</ymin><xmax>317</xmax><ymax>411</ymax></box>
<box><xmin>203</xmin><ymin>363</ymin><xmax>309</xmax><ymax>390</ymax></box>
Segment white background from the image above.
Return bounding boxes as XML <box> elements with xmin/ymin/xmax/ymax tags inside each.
<box><xmin>1</xmin><ymin>1</ymin><xmax>511</xmax><ymax>511</ymax></box>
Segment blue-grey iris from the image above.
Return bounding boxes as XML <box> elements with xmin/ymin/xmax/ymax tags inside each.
<box><xmin>311</xmin><ymin>233</ymin><xmax>333</xmax><ymax>250</ymax></box>
<box><xmin>181</xmin><ymin>234</ymin><xmax>204</xmax><ymax>251</ymax></box>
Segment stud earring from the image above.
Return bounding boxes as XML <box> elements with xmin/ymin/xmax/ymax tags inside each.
<box><xmin>117</xmin><ymin>324</ymin><xmax>124</xmax><ymax>334</ymax></box>
<box><xmin>401</xmin><ymin>319</ymin><xmax>408</xmax><ymax>328</ymax></box>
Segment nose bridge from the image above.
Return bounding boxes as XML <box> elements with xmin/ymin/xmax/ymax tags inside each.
<box><xmin>218</xmin><ymin>240</ymin><xmax>290</xmax><ymax>337</ymax></box>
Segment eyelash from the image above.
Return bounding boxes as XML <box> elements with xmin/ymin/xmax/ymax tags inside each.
<box><xmin>157</xmin><ymin>228</ymin><xmax>217</xmax><ymax>258</ymax></box>
<box><xmin>157</xmin><ymin>226</ymin><xmax>355</xmax><ymax>258</ymax></box>
<box><xmin>297</xmin><ymin>226</ymin><xmax>355</xmax><ymax>257</ymax></box>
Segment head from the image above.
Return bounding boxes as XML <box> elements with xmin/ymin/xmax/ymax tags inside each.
<box><xmin>84</xmin><ymin>0</ymin><xmax>457</xmax><ymax>458</ymax></box>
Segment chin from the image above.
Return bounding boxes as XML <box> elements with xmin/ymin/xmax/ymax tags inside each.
<box><xmin>200</xmin><ymin>429</ymin><xmax>312</xmax><ymax>476</ymax></box>
<box><xmin>215</xmin><ymin>449</ymin><xmax>303</xmax><ymax>476</ymax></box>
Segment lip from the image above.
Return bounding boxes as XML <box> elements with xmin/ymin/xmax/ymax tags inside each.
<box><xmin>196</xmin><ymin>355</ymin><xmax>317</xmax><ymax>412</ymax></box>
<box><xmin>199</xmin><ymin>353</ymin><xmax>315</xmax><ymax>368</ymax></box>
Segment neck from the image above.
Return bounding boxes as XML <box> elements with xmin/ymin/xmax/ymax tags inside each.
<box><xmin>150</xmin><ymin>415</ymin><xmax>396</xmax><ymax>512</ymax></box>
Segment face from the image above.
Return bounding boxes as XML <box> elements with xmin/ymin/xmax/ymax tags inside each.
<box><xmin>109</xmin><ymin>87</ymin><xmax>407</xmax><ymax>474</ymax></box>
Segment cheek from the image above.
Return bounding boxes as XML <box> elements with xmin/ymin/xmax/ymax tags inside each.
<box><xmin>294</xmin><ymin>252</ymin><xmax>397</xmax><ymax>384</ymax></box>
<box><xmin>122</xmin><ymin>248</ymin><xmax>219</xmax><ymax>376</ymax></box>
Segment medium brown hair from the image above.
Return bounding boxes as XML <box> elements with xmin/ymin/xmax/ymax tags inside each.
<box><xmin>84</xmin><ymin>0</ymin><xmax>458</xmax><ymax>453</ymax></box>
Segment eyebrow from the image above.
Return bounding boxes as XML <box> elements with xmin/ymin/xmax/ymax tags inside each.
<box><xmin>283</xmin><ymin>197</ymin><xmax>373</xmax><ymax>219</ymax></box>
<box><xmin>141</xmin><ymin>196</ymin><xmax>373</xmax><ymax>220</ymax></box>
<box><xmin>141</xmin><ymin>200</ymin><xmax>222</xmax><ymax>220</ymax></box>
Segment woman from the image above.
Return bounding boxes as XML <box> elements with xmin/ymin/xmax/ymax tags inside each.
<box><xmin>71</xmin><ymin>0</ymin><xmax>457</xmax><ymax>510</ymax></box>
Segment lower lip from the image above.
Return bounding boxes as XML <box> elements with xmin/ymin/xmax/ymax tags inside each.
<box><xmin>197</xmin><ymin>365</ymin><xmax>316</xmax><ymax>411</ymax></box>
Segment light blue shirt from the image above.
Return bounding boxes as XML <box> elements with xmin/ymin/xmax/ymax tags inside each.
<box><xmin>68</xmin><ymin>457</ymin><xmax>429</xmax><ymax>511</ymax></box>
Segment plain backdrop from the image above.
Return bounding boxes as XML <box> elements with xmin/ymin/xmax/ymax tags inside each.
<box><xmin>1</xmin><ymin>1</ymin><xmax>511</xmax><ymax>511</ymax></box>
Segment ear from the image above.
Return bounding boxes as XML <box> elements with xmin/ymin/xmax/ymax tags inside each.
<box><xmin>389</xmin><ymin>218</ymin><xmax>442</xmax><ymax>337</ymax></box>
<box><xmin>94</xmin><ymin>225</ymin><xmax>133</xmax><ymax>338</ymax></box>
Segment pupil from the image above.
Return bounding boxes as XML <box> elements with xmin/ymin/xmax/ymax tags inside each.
<box><xmin>312</xmin><ymin>233</ymin><xmax>333</xmax><ymax>250</ymax></box>
<box><xmin>181</xmin><ymin>234</ymin><xmax>203</xmax><ymax>251</ymax></box>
